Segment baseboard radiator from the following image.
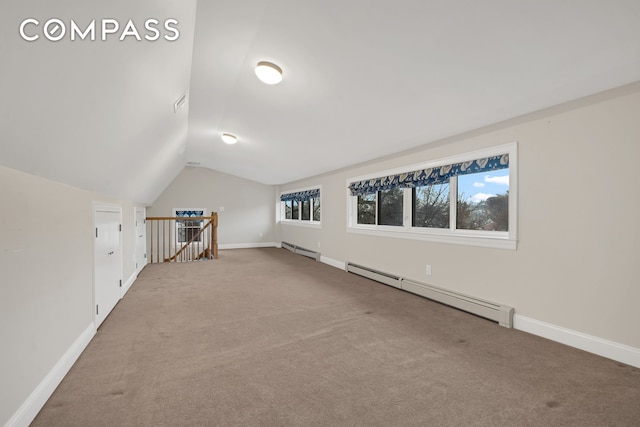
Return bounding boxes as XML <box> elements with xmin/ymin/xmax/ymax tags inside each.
<box><xmin>346</xmin><ymin>262</ymin><xmax>514</xmax><ymax>328</ymax></box>
<box><xmin>281</xmin><ymin>241</ymin><xmax>321</xmax><ymax>262</ymax></box>
<box><xmin>346</xmin><ymin>263</ymin><xmax>402</xmax><ymax>289</ymax></box>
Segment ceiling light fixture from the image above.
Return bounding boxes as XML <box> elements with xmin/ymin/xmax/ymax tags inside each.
<box><xmin>255</xmin><ymin>61</ymin><xmax>283</xmax><ymax>85</ymax></box>
<box><xmin>221</xmin><ymin>133</ymin><xmax>238</xmax><ymax>144</ymax></box>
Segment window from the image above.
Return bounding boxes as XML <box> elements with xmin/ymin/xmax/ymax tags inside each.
<box><xmin>280</xmin><ymin>187</ymin><xmax>321</xmax><ymax>227</ymax></box>
<box><xmin>378</xmin><ymin>188</ymin><xmax>403</xmax><ymax>226</ymax></box>
<box><xmin>313</xmin><ymin>198</ymin><xmax>321</xmax><ymax>221</ymax></box>
<box><xmin>178</xmin><ymin>219</ymin><xmax>202</xmax><ymax>243</ymax></box>
<box><xmin>292</xmin><ymin>200</ymin><xmax>299</xmax><ymax>220</ymax></box>
<box><xmin>457</xmin><ymin>170</ymin><xmax>509</xmax><ymax>231</ymax></box>
<box><xmin>346</xmin><ymin>143</ymin><xmax>517</xmax><ymax>249</ymax></box>
<box><xmin>174</xmin><ymin>209</ymin><xmax>206</xmax><ymax>244</ymax></box>
<box><xmin>285</xmin><ymin>201</ymin><xmax>292</xmax><ymax>219</ymax></box>
<box><xmin>301</xmin><ymin>200</ymin><xmax>311</xmax><ymax>220</ymax></box>
<box><xmin>357</xmin><ymin>193</ymin><xmax>376</xmax><ymax>224</ymax></box>
<box><xmin>413</xmin><ymin>183</ymin><xmax>450</xmax><ymax>229</ymax></box>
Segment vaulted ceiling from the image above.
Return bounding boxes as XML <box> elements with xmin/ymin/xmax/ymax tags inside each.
<box><xmin>2</xmin><ymin>1</ymin><xmax>640</xmax><ymax>204</ymax></box>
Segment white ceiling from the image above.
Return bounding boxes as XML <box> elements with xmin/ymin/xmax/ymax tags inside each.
<box><xmin>1</xmin><ymin>0</ymin><xmax>198</xmax><ymax>204</ymax></box>
<box><xmin>187</xmin><ymin>0</ymin><xmax>640</xmax><ymax>185</ymax></box>
<box><xmin>1</xmin><ymin>1</ymin><xmax>640</xmax><ymax>203</ymax></box>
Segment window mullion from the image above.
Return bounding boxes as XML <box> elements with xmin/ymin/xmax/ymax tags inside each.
<box><xmin>403</xmin><ymin>187</ymin><xmax>412</xmax><ymax>229</ymax></box>
<box><xmin>350</xmin><ymin>195</ymin><xmax>355</xmax><ymax>227</ymax></box>
<box><xmin>375</xmin><ymin>192</ymin><xmax>379</xmax><ymax>225</ymax></box>
<box><xmin>450</xmin><ymin>177</ymin><xmax>457</xmax><ymax>231</ymax></box>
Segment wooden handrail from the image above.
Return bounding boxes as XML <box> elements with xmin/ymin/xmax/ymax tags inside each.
<box><xmin>146</xmin><ymin>216</ymin><xmax>212</xmax><ymax>221</ymax></box>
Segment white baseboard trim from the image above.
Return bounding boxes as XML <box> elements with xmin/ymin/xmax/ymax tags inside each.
<box><xmin>218</xmin><ymin>242</ymin><xmax>279</xmax><ymax>250</ymax></box>
<box><xmin>320</xmin><ymin>255</ymin><xmax>346</xmax><ymax>271</ymax></box>
<box><xmin>135</xmin><ymin>260</ymin><xmax>147</xmax><ymax>277</ymax></box>
<box><xmin>121</xmin><ymin>271</ymin><xmax>137</xmax><ymax>297</ymax></box>
<box><xmin>514</xmin><ymin>315</ymin><xmax>640</xmax><ymax>368</ymax></box>
<box><xmin>6</xmin><ymin>322</ymin><xmax>96</xmax><ymax>427</ymax></box>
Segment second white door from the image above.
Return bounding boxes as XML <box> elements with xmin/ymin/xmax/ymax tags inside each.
<box><xmin>95</xmin><ymin>209</ymin><xmax>121</xmax><ymax>328</ymax></box>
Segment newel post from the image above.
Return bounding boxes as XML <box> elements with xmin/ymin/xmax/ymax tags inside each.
<box><xmin>212</xmin><ymin>211</ymin><xmax>219</xmax><ymax>259</ymax></box>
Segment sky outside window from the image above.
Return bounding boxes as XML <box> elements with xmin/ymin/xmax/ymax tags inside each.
<box><xmin>457</xmin><ymin>169</ymin><xmax>509</xmax><ymax>203</ymax></box>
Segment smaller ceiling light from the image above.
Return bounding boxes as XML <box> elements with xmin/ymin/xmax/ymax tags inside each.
<box><xmin>255</xmin><ymin>61</ymin><xmax>283</xmax><ymax>85</ymax></box>
<box><xmin>221</xmin><ymin>133</ymin><xmax>238</xmax><ymax>144</ymax></box>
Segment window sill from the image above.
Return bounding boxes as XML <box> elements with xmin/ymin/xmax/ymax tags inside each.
<box><xmin>280</xmin><ymin>220</ymin><xmax>321</xmax><ymax>229</ymax></box>
<box><xmin>346</xmin><ymin>226</ymin><xmax>516</xmax><ymax>250</ymax></box>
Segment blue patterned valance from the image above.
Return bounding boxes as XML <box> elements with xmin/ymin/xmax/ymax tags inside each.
<box><xmin>349</xmin><ymin>154</ymin><xmax>509</xmax><ymax>196</ymax></box>
<box><xmin>175</xmin><ymin>210</ymin><xmax>204</xmax><ymax>217</ymax></box>
<box><xmin>280</xmin><ymin>189</ymin><xmax>320</xmax><ymax>202</ymax></box>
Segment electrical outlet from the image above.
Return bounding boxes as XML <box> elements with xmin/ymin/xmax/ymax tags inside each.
<box><xmin>259</xmin><ymin>232</ymin><xmax>263</xmax><ymax>238</ymax></box>
<box><xmin>425</xmin><ymin>265</ymin><xmax>432</xmax><ymax>276</ymax></box>
<box><xmin>219</xmin><ymin>207</ymin><xmax>225</xmax><ymax>212</ymax></box>
<box><xmin>317</xmin><ymin>242</ymin><xmax>321</xmax><ymax>248</ymax></box>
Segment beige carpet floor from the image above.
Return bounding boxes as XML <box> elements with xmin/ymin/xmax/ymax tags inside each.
<box><xmin>32</xmin><ymin>248</ymin><xmax>640</xmax><ymax>426</ymax></box>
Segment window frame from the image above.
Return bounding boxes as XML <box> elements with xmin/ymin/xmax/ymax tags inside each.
<box><xmin>346</xmin><ymin>143</ymin><xmax>517</xmax><ymax>250</ymax></box>
<box><xmin>279</xmin><ymin>185</ymin><xmax>322</xmax><ymax>228</ymax></box>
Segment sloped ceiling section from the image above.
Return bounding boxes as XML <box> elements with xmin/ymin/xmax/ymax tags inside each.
<box><xmin>187</xmin><ymin>0</ymin><xmax>640</xmax><ymax>185</ymax></box>
<box><xmin>0</xmin><ymin>0</ymin><xmax>197</xmax><ymax>204</ymax></box>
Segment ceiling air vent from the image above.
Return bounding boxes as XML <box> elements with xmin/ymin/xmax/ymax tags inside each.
<box><xmin>173</xmin><ymin>93</ymin><xmax>186</xmax><ymax>113</ymax></box>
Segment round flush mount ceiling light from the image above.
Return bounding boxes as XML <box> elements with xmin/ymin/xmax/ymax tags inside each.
<box><xmin>255</xmin><ymin>61</ymin><xmax>283</xmax><ymax>85</ymax></box>
<box><xmin>221</xmin><ymin>133</ymin><xmax>238</xmax><ymax>144</ymax></box>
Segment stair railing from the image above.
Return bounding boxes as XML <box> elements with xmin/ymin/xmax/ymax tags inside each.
<box><xmin>146</xmin><ymin>212</ymin><xmax>218</xmax><ymax>263</ymax></box>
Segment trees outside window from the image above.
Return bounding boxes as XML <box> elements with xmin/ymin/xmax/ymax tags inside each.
<box><xmin>357</xmin><ymin>193</ymin><xmax>376</xmax><ymax>224</ymax></box>
<box><xmin>378</xmin><ymin>188</ymin><xmax>403</xmax><ymax>226</ymax></box>
<box><xmin>413</xmin><ymin>183</ymin><xmax>449</xmax><ymax>229</ymax></box>
<box><xmin>301</xmin><ymin>200</ymin><xmax>311</xmax><ymax>220</ymax></box>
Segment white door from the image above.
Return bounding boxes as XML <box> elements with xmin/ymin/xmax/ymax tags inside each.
<box><xmin>135</xmin><ymin>208</ymin><xmax>146</xmax><ymax>273</ymax></box>
<box><xmin>95</xmin><ymin>209</ymin><xmax>121</xmax><ymax>328</ymax></box>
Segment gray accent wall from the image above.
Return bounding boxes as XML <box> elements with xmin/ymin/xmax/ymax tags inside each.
<box><xmin>278</xmin><ymin>83</ymin><xmax>640</xmax><ymax>350</ymax></box>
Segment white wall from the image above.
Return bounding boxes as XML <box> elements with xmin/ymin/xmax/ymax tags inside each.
<box><xmin>147</xmin><ymin>167</ymin><xmax>277</xmax><ymax>247</ymax></box>
<box><xmin>278</xmin><ymin>83</ymin><xmax>640</xmax><ymax>356</ymax></box>
<box><xmin>0</xmin><ymin>166</ymin><xmax>143</xmax><ymax>426</ymax></box>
